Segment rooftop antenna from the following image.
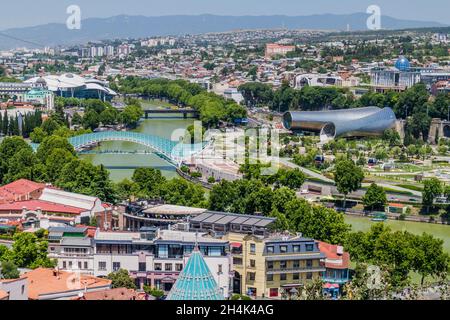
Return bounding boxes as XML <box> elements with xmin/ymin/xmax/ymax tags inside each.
<box><xmin>194</xmin><ymin>232</ymin><xmax>199</xmax><ymax>251</ymax></box>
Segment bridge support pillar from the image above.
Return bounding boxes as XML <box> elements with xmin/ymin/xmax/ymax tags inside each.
<box><xmin>429</xmin><ymin>119</ymin><xmax>445</xmax><ymax>145</ymax></box>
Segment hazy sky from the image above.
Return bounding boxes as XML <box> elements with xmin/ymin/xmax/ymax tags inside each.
<box><xmin>1</xmin><ymin>0</ymin><xmax>449</xmax><ymax>29</ymax></box>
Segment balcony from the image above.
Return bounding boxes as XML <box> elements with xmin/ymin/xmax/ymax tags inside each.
<box><xmin>322</xmin><ymin>277</ymin><xmax>349</xmax><ymax>285</ymax></box>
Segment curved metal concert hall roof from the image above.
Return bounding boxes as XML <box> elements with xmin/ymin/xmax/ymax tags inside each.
<box><xmin>283</xmin><ymin>107</ymin><xmax>397</xmax><ymax>140</ymax></box>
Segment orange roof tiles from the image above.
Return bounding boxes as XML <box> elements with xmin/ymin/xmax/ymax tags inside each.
<box><xmin>22</xmin><ymin>268</ymin><xmax>111</xmax><ymax>300</ymax></box>
<box><xmin>0</xmin><ymin>289</ymin><xmax>9</xmax><ymax>300</ymax></box>
<box><xmin>73</xmin><ymin>288</ymin><xmax>145</xmax><ymax>300</ymax></box>
<box><xmin>0</xmin><ymin>200</ymin><xmax>85</xmax><ymax>215</ymax></box>
<box><xmin>318</xmin><ymin>241</ymin><xmax>350</xmax><ymax>270</ymax></box>
<box><xmin>0</xmin><ymin>179</ymin><xmax>45</xmax><ymax>203</ymax></box>
<box><xmin>389</xmin><ymin>203</ymin><xmax>406</xmax><ymax>208</ymax></box>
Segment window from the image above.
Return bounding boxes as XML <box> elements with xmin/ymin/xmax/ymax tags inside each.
<box><xmin>307</xmin><ymin>272</ymin><xmax>313</xmax><ymax>280</ymax></box>
<box><xmin>280</xmin><ymin>274</ymin><xmax>287</xmax><ymax>281</ymax></box>
<box><xmin>113</xmin><ymin>262</ymin><xmax>121</xmax><ymax>272</ymax></box>
<box><xmin>218</xmin><ymin>265</ymin><xmax>223</xmax><ymax>274</ymax></box>
<box><xmin>306</xmin><ymin>244</ymin><xmax>314</xmax><ymax>252</ymax></box>
<box><xmin>176</xmin><ymin>264</ymin><xmax>183</xmax><ymax>272</ymax></box>
<box><xmin>98</xmin><ymin>261</ymin><xmax>106</xmax><ymax>271</ymax></box>
<box><xmin>267</xmin><ymin>261</ymin><xmax>274</xmax><ymax>270</ymax></box>
<box><xmin>280</xmin><ymin>246</ymin><xmax>287</xmax><ymax>253</ymax></box>
<box><xmin>306</xmin><ymin>260</ymin><xmax>313</xmax><ymax>268</ymax></box>
<box><xmin>154</xmin><ymin>263</ymin><xmax>162</xmax><ymax>271</ymax></box>
<box><xmin>293</xmin><ymin>245</ymin><xmax>300</xmax><ymax>253</ymax></box>
<box><xmin>139</xmin><ymin>262</ymin><xmax>146</xmax><ymax>272</ymax></box>
<box><xmin>165</xmin><ymin>264</ymin><xmax>172</xmax><ymax>271</ymax></box>
<box><xmin>250</xmin><ymin>244</ymin><xmax>256</xmax><ymax>254</ymax></box>
<box><xmin>266</xmin><ymin>246</ymin><xmax>274</xmax><ymax>254</ymax></box>
<box><xmin>78</xmin><ymin>261</ymin><xmax>82</xmax><ymax>270</ymax></box>
<box><xmin>293</xmin><ymin>261</ymin><xmax>300</xmax><ymax>269</ymax></box>
<box><xmin>248</xmin><ymin>272</ymin><xmax>256</xmax><ymax>281</ymax></box>
<box><xmin>68</xmin><ymin>261</ymin><xmax>73</xmax><ymax>268</ymax></box>
<box><xmin>63</xmin><ymin>261</ymin><xmax>67</xmax><ymax>269</ymax></box>
<box><xmin>208</xmin><ymin>247</ymin><xmax>222</xmax><ymax>257</ymax></box>
<box><xmin>293</xmin><ymin>273</ymin><xmax>300</xmax><ymax>280</ymax></box>
<box><xmin>267</xmin><ymin>274</ymin><xmax>273</xmax><ymax>282</ymax></box>
<box><xmin>250</xmin><ymin>260</ymin><xmax>256</xmax><ymax>268</ymax></box>
<box><xmin>233</xmin><ymin>257</ymin><xmax>243</xmax><ymax>265</ymax></box>
<box><xmin>280</xmin><ymin>261</ymin><xmax>287</xmax><ymax>269</ymax></box>
<box><xmin>158</xmin><ymin>245</ymin><xmax>168</xmax><ymax>258</ymax></box>
<box><xmin>269</xmin><ymin>288</ymin><xmax>278</xmax><ymax>297</ymax></box>
<box><xmin>84</xmin><ymin>262</ymin><xmax>88</xmax><ymax>270</ymax></box>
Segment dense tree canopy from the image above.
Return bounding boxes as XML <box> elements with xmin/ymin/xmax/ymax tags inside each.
<box><xmin>208</xmin><ymin>179</ymin><xmax>350</xmax><ymax>244</ymax></box>
<box><xmin>0</xmin><ymin>232</ymin><xmax>55</xmax><ymax>269</ymax></box>
<box><xmin>116</xmin><ymin>77</ymin><xmax>247</xmax><ymax>128</ymax></box>
<box><xmin>107</xmin><ymin>269</ymin><xmax>137</xmax><ymax>289</ymax></box>
<box><xmin>362</xmin><ymin>183</ymin><xmax>387</xmax><ymax>211</ymax></box>
<box><xmin>345</xmin><ymin>224</ymin><xmax>450</xmax><ymax>287</ymax></box>
<box><xmin>334</xmin><ymin>158</ymin><xmax>365</xmax><ymax>206</ymax></box>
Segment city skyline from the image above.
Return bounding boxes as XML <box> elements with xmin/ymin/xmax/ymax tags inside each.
<box><xmin>0</xmin><ymin>0</ymin><xmax>449</xmax><ymax>30</ymax></box>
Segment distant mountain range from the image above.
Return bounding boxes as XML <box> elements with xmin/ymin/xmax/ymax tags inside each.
<box><xmin>0</xmin><ymin>13</ymin><xmax>447</xmax><ymax>49</ymax></box>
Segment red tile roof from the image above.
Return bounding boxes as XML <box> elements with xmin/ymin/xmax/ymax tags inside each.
<box><xmin>389</xmin><ymin>203</ymin><xmax>405</xmax><ymax>208</ymax></box>
<box><xmin>0</xmin><ymin>200</ymin><xmax>85</xmax><ymax>215</ymax></box>
<box><xmin>22</xmin><ymin>268</ymin><xmax>111</xmax><ymax>300</ymax></box>
<box><xmin>0</xmin><ymin>289</ymin><xmax>9</xmax><ymax>300</ymax></box>
<box><xmin>72</xmin><ymin>288</ymin><xmax>145</xmax><ymax>300</ymax></box>
<box><xmin>0</xmin><ymin>179</ymin><xmax>45</xmax><ymax>203</ymax></box>
<box><xmin>318</xmin><ymin>241</ymin><xmax>350</xmax><ymax>270</ymax></box>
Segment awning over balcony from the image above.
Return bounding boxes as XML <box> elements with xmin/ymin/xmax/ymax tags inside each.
<box><xmin>323</xmin><ymin>283</ymin><xmax>340</xmax><ymax>289</ymax></box>
<box><xmin>230</xmin><ymin>242</ymin><xmax>242</xmax><ymax>248</ymax></box>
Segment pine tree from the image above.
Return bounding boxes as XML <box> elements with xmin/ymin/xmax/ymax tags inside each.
<box><xmin>2</xmin><ymin>111</ymin><xmax>7</xmax><ymax>135</ymax></box>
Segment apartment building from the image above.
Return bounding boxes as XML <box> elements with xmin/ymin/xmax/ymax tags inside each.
<box><xmin>189</xmin><ymin>211</ymin><xmax>325</xmax><ymax>299</ymax></box>
<box><xmin>0</xmin><ymin>278</ymin><xmax>28</xmax><ymax>300</ymax></box>
<box><xmin>93</xmin><ymin>228</ymin><xmax>231</xmax><ymax>298</ymax></box>
<box><xmin>47</xmin><ymin>226</ymin><xmax>95</xmax><ymax>274</ymax></box>
<box><xmin>225</xmin><ymin>232</ymin><xmax>326</xmax><ymax>299</ymax></box>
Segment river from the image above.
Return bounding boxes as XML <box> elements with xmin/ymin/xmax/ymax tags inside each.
<box><xmin>78</xmin><ymin>100</ymin><xmax>450</xmax><ymax>254</ymax></box>
<box><xmin>79</xmin><ymin>100</ymin><xmax>195</xmax><ymax>182</ymax></box>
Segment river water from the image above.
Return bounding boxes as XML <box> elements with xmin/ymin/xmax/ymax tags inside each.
<box><xmin>79</xmin><ymin>100</ymin><xmax>195</xmax><ymax>182</ymax></box>
<box><xmin>78</xmin><ymin>101</ymin><xmax>450</xmax><ymax>252</ymax></box>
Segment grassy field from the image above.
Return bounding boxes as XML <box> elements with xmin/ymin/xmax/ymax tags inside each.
<box><xmin>396</xmin><ymin>184</ymin><xmax>424</xmax><ymax>192</ymax></box>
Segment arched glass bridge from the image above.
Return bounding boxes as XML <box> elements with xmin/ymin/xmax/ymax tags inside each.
<box><xmin>31</xmin><ymin>131</ymin><xmax>206</xmax><ymax>167</ymax></box>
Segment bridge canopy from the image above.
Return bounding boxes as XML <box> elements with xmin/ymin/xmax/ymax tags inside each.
<box><xmin>31</xmin><ymin>131</ymin><xmax>206</xmax><ymax>166</ymax></box>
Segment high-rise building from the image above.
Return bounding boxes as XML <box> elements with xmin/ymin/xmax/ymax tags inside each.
<box><xmin>104</xmin><ymin>45</ymin><xmax>115</xmax><ymax>57</ymax></box>
<box><xmin>90</xmin><ymin>47</ymin><xmax>98</xmax><ymax>58</ymax></box>
<box><xmin>96</xmin><ymin>47</ymin><xmax>104</xmax><ymax>57</ymax></box>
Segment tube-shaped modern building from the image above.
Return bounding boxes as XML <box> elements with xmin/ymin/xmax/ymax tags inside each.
<box><xmin>283</xmin><ymin>107</ymin><xmax>397</xmax><ymax>140</ymax></box>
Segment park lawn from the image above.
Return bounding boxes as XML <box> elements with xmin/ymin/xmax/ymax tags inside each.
<box><xmin>395</xmin><ymin>184</ymin><xmax>424</xmax><ymax>192</ymax></box>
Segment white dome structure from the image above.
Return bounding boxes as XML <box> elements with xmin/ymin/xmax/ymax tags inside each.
<box><xmin>25</xmin><ymin>74</ymin><xmax>117</xmax><ymax>101</ymax></box>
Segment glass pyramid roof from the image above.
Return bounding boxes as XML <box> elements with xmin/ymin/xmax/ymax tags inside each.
<box><xmin>166</xmin><ymin>249</ymin><xmax>224</xmax><ymax>300</ymax></box>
